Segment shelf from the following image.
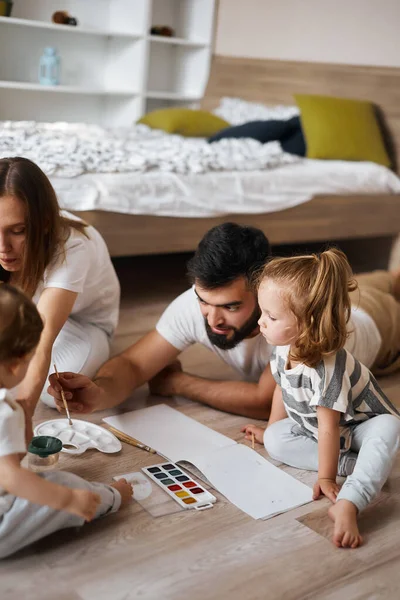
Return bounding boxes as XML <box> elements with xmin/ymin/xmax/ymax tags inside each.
<box><xmin>0</xmin><ymin>81</ymin><xmax>137</xmax><ymax>96</ymax></box>
<box><xmin>0</xmin><ymin>0</ymin><xmax>215</xmax><ymax>126</ymax></box>
<box><xmin>0</xmin><ymin>16</ymin><xmax>141</xmax><ymax>40</ymax></box>
<box><xmin>148</xmin><ymin>35</ymin><xmax>209</xmax><ymax>48</ymax></box>
<box><xmin>146</xmin><ymin>91</ymin><xmax>201</xmax><ymax>101</ymax></box>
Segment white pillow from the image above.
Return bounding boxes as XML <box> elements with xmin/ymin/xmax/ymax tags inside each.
<box><xmin>213</xmin><ymin>97</ymin><xmax>299</xmax><ymax>126</ymax></box>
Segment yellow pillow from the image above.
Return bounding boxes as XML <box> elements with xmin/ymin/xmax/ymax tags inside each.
<box><xmin>295</xmin><ymin>94</ymin><xmax>391</xmax><ymax>167</ymax></box>
<box><xmin>137</xmin><ymin>108</ymin><xmax>229</xmax><ymax>137</ymax></box>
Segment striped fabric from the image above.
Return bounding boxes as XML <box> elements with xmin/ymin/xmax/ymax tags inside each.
<box><xmin>271</xmin><ymin>346</ymin><xmax>400</xmax><ymax>453</ymax></box>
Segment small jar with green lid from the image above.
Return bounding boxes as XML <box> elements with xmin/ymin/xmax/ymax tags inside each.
<box><xmin>28</xmin><ymin>436</ymin><xmax>62</xmax><ymax>472</ymax></box>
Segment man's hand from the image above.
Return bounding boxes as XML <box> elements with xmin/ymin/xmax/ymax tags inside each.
<box><xmin>47</xmin><ymin>372</ymin><xmax>105</xmax><ymax>414</ymax></box>
<box><xmin>148</xmin><ymin>361</ymin><xmax>183</xmax><ymax>397</ymax></box>
<box><xmin>313</xmin><ymin>478</ymin><xmax>341</xmax><ymax>504</ymax></box>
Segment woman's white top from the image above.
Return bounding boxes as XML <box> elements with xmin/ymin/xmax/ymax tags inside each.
<box><xmin>33</xmin><ymin>211</ymin><xmax>120</xmax><ymax>338</ymax></box>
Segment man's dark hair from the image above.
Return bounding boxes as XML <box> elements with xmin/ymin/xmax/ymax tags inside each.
<box><xmin>187</xmin><ymin>222</ymin><xmax>270</xmax><ymax>289</ymax></box>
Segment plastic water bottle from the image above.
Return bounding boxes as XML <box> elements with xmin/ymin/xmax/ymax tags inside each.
<box><xmin>39</xmin><ymin>47</ymin><xmax>61</xmax><ymax>86</ymax></box>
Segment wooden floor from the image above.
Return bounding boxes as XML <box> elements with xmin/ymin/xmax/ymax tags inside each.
<box><xmin>2</xmin><ymin>252</ymin><xmax>400</xmax><ymax>600</ymax></box>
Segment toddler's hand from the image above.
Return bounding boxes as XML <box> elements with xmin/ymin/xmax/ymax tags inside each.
<box><xmin>67</xmin><ymin>489</ymin><xmax>101</xmax><ymax>521</ymax></box>
<box><xmin>111</xmin><ymin>478</ymin><xmax>133</xmax><ymax>508</ymax></box>
<box><xmin>241</xmin><ymin>424</ymin><xmax>265</xmax><ymax>445</ymax></box>
<box><xmin>313</xmin><ymin>478</ymin><xmax>341</xmax><ymax>504</ymax></box>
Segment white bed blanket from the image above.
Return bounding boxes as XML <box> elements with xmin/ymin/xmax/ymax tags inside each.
<box><xmin>0</xmin><ymin>120</ymin><xmax>298</xmax><ymax>176</ymax></box>
<box><xmin>51</xmin><ymin>160</ymin><xmax>400</xmax><ymax>219</ymax></box>
<box><xmin>1</xmin><ymin>120</ymin><xmax>399</xmax><ymax>218</ymax></box>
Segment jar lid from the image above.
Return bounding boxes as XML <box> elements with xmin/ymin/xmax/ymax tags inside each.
<box><xmin>28</xmin><ymin>435</ymin><xmax>62</xmax><ymax>457</ymax></box>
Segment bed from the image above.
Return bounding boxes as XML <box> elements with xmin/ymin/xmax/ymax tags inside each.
<box><xmin>6</xmin><ymin>57</ymin><xmax>400</xmax><ymax>256</ymax></box>
<box><xmin>67</xmin><ymin>57</ymin><xmax>400</xmax><ymax>256</ymax></box>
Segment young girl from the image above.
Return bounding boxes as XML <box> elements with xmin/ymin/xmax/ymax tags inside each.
<box><xmin>243</xmin><ymin>248</ymin><xmax>400</xmax><ymax>549</ymax></box>
<box><xmin>0</xmin><ymin>283</ymin><xmax>132</xmax><ymax>559</ymax></box>
<box><xmin>0</xmin><ymin>157</ymin><xmax>120</xmax><ymax>415</ymax></box>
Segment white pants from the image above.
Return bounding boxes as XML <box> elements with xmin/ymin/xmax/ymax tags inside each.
<box><xmin>0</xmin><ymin>470</ymin><xmax>121</xmax><ymax>559</ymax></box>
<box><xmin>41</xmin><ymin>318</ymin><xmax>111</xmax><ymax>408</ymax></box>
<box><xmin>264</xmin><ymin>414</ymin><xmax>400</xmax><ymax>512</ymax></box>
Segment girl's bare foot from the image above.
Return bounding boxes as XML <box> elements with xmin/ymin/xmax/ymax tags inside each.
<box><xmin>111</xmin><ymin>478</ymin><xmax>133</xmax><ymax>507</ymax></box>
<box><xmin>328</xmin><ymin>499</ymin><xmax>363</xmax><ymax>549</ymax></box>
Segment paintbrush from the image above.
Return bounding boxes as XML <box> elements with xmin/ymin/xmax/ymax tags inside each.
<box><xmin>107</xmin><ymin>425</ymin><xmax>156</xmax><ymax>454</ymax></box>
<box><xmin>251</xmin><ymin>432</ymin><xmax>255</xmax><ymax>450</ymax></box>
<box><xmin>53</xmin><ymin>363</ymin><xmax>73</xmax><ymax>426</ymax></box>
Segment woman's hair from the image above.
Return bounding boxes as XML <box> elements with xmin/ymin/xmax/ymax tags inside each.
<box><xmin>0</xmin><ymin>157</ymin><xmax>88</xmax><ymax>297</ymax></box>
<box><xmin>0</xmin><ymin>283</ymin><xmax>43</xmax><ymax>362</ymax></box>
<box><xmin>258</xmin><ymin>247</ymin><xmax>357</xmax><ymax>367</ymax></box>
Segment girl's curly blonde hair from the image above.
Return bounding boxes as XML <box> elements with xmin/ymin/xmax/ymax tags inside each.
<box><xmin>257</xmin><ymin>247</ymin><xmax>357</xmax><ymax>367</ymax></box>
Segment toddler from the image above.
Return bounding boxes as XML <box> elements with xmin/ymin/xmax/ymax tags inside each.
<box><xmin>0</xmin><ymin>284</ymin><xmax>132</xmax><ymax>558</ymax></box>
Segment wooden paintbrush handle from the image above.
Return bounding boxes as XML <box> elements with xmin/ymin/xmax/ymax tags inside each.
<box><xmin>107</xmin><ymin>425</ymin><xmax>156</xmax><ymax>453</ymax></box>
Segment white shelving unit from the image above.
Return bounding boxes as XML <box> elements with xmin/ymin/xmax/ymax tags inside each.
<box><xmin>0</xmin><ymin>0</ymin><xmax>215</xmax><ymax>126</ymax></box>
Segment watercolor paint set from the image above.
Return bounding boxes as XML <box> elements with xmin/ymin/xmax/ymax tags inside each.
<box><xmin>142</xmin><ymin>462</ymin><xmax>217</xmax><ymax>510</ymax></box>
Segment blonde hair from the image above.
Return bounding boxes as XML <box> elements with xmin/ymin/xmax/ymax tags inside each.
<box><xmin>0</xmin><ymin>283</ymin><xmax>43</xmax><ymax>362</ymax></box>
<box><xmin>258</xmin><ymin>248</ymin><xmax>357</xmax><ymax>367</ymax></box>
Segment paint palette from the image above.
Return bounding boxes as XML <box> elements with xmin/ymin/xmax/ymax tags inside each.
<box><xmin>34</xmin><ymin>419</ymin><xmax>122</xmax><ymax>455</ymax></box>
<box><xmin>142</xmin><ymin>462</ymin><xmax>216</xmax><ymax>510</ymax></box>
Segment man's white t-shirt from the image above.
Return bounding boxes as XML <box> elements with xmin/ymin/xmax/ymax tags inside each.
<box><xmin>0</xmin><ymin>389</ymin><xmax>26</xmax><ymax>516</ymax></box>
<box><xmin>33</xmin><ymin>211</ymin><xmax>120</xmax><ymax>338</ymax></box>
<box><xmin>346</xmin><ymin>306</ymin><xmax>382</xmax><ymax>369</ymax></box>
<box><xmin>156</xmin><ymin>288</ymin><xmax>382</xmax><ymax>381</ymax></box>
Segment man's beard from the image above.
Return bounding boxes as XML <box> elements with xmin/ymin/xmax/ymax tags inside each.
<box><xmin>205</xmin><ymin>305</ymin><xmax>261</xmax><ymax>350</ymax></box>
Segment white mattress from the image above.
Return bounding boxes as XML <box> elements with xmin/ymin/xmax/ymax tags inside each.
<box><xmin>52</xmin><ymin>159</ymin><xmax>400</xmax><ymax>219</ymax></box>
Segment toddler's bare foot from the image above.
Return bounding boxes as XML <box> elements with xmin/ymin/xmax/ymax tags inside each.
<box><xmin>111</xmin><ymin>478</ymin><xmax>133</xmax><ymax>507</ymax></box>
<box><xmin>328</xmin><ymin>499</ymin><xmax>363</xmax><ymax>549</ymax></box>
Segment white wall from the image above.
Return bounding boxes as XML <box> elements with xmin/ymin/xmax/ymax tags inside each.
<box><xmin>215</xmin><ymin>0</ymin><xmax>400</xmax><ymax>67</ymax></box>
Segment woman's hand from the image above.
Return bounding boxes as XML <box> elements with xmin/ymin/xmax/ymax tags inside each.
<box><xmin>313</xmin><ymin>478</ymin><xmax>341</xmax><ymax>503</ymax></box>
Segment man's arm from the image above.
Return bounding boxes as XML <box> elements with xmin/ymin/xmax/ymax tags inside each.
<box><xmin>48</xmin><ymin>330</ymin><xmax>181</xmax><ymax>413</ymax></box>
<box><xmin>149</xmin><ymin>362</ymin><xmax>276</xmax><ymax>419</ymax></box>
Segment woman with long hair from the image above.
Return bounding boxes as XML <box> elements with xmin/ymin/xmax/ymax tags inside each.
<box><xmin>0</xmin><ymin>156</ymin><xmax>120</xmax><ymax>416</ymax></box>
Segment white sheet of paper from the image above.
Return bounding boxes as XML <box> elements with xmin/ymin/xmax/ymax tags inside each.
<box><xmin>103</xmin><ymin>404</ymin><xmax>313</xmax><ymax>519</ymax></box>
<box><xmin>200</xmin><ymin>444</ymin><xmax>313</xmax><ymax>519</ymax></box>
<box><xmin>104</xmin><ymin>404</ymin><xmax>234</xmax><ymax>466</ymax></box>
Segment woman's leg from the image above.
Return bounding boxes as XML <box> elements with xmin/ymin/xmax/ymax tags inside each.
<box><xmin>0</xmin><ymin>470</ymin><xmax>121</xmax><ymax>559</ymax></box>
<box><xmin>41</xmin><ymin>318</ymin><xmax>111</xmax><ymax>408</ymax></box>
<box><xmin>264</xmin><ymin>419</ymin><xmax>356</xmax><ymax>475</ymax></box>
<box><xmin>336</xmin><ymin>414</ymin><xmax>400</xmax><ymax>512</ymax></box>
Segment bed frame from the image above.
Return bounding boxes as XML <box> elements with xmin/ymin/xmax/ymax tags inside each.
<box><xmin>74</xmin><ymin>56</ymin><xmax>400</xmax><ymax>257</ymax></box>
